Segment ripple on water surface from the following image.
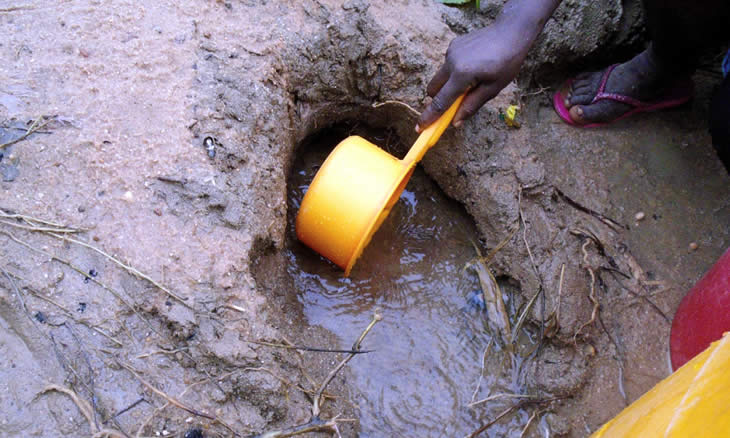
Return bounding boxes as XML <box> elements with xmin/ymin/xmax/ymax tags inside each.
<box><xmin>287</xmin><ymin>127</ymin><xmax>533</xmax><ymax>437</ymax></box>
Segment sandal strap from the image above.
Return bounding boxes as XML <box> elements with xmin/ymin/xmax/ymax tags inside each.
<box><xmin>591</xmin><ymin>64</ymin><xmax>645</xmax><ymax>108</ymax></box>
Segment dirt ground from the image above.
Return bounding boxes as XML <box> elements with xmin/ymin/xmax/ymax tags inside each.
<box><xmin>1</xmin><ymin>1</ymin><xmax>729</xmax><ymax>437</ymax></box>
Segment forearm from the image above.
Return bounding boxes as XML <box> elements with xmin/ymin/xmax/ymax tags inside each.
<box><xmin>495</xmin><ymin>0</ymin><xmax>562</xmax><ymax>55</ymax></box>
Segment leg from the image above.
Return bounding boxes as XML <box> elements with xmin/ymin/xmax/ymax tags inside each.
<box><xmin>710</xmin><ymin>74</ymin><xmax>730</xmax><ymax>172</ymax></box>
<box><xmin>561</xmin><ymin>0</ymin><xmax>730</xmax><ymax>125</ymax></box>
<box><xmin>647</xmin><ymin>0</ymin><xmax>730</xmax><ymax>75</ymax></box>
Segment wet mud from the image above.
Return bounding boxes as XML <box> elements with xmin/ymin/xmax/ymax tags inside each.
<box><xmin>1</xmin><ymin>1</ymin><xmax>729</xmax><ymax>437</ymax></box>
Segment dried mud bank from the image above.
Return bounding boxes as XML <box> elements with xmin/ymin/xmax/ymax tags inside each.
<box><xmin>1</xmin><ymin>0</ymin><xmax>728</xmax><ymax>437</ymax></box>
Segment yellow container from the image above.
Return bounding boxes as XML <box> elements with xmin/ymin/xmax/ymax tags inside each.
<box><xmin>296</xmin><ymin>95</ymin><xmax>465</xmax><ymax>276</ymax></box>
<box><xmin>591</xmin><ymin>331</ymin><xmax>730</xmax><ymax>437</ymax></box>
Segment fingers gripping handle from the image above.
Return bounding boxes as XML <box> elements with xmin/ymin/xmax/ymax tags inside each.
<box><xmin>404</xmin><ymin>93</ymin><xmax>466</xmax><ymax>166</ymax></box>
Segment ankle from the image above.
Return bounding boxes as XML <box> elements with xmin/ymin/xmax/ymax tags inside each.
<box><xmin>646</xmin><ymin>43</ymin><xmax>696</xmax><ymax>78</ymax></box>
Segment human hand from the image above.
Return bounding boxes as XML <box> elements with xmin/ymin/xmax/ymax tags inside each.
<box><xmin>417</xmin><ymin>24</ymin><xmax>526</xmax><ymax>132</ymax></box>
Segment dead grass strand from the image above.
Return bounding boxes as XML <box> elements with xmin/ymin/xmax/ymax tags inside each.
<box><xmin>48</xmin><ymin>232</ymin><xmax>191</xmax><ymax>308</ymax></box>
<box><xmin>35</xmin><ymin>385</ymin><xmax>125</xmax><ymax>438</ymax></box>
<box><xmin>470</xmin><ymin>340</ymin><xmax>493</xmax><ymax>404</ymax></box>
<box><xmin>1</xmin><ymin>230</ymin><xmax>158</xmax><ymax>335</ymax></box>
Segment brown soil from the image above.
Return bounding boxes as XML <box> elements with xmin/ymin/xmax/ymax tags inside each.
<box><xmin>1</xmin><ymin>1</ymin><xmax>728</xmax><ymax>437</ymax></box>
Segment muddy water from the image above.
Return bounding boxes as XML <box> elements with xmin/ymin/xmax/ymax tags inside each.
<box><xmin>287</xmin><ymin>125</ymin><xmax>535</xmax><ymax>437</ymax></box>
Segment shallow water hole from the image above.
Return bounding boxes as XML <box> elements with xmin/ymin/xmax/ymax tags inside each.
<box><xmin>284</xmin><ymin>123</ymin><xmax>543</xmax><ymax>437</ymax></box>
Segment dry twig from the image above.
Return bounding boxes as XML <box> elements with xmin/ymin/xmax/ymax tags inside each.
<box><xmin>555</xmin><ymin>188</ymin><xmax>625</xmax><ymax>231</ymax></box>
<box><xmin>120</xmin><ymin>363</ymin><xmax>215</xmax><ymax>421</ymax></box>
<box><xmin>470</xmin><ymin>340</ymin><xmax>494</xmax><ymax>404</ymax></box>
<box><xmin>371</xmin><ymin>99</ymin><xmax>419</xmax><ymax>116</ymax></box>
<box><xmin>22</xmin><ymin>285</ymin><xmax>123</xmax><ymax>347</ymax></box>
<box><xmin>0</xmin><ymin>5</ymin><xmax>35</xmax><ymax>13</ymax></box>
<box><xmin>468</xmin><ymin>393</ymin><xmax>540</xmax><ymax>408</ymax></box>
<box><xmin>246</xmin><ymin>339</ymin><xmax>373</xmax><ymax>355</ymax></box>
<box><xmin>466</xmin><ymin>395</ymin><xmax>567</xmax><ymax>438</ymax></box>
<box><xmin>243</xmin><ymin>366</ymin><xmax>336</xmax><ymax>401</ymax></box>
<box><xmin>255</xmin><ymin>310</ymin><xmax>382</xmax><ymax>438</ymax></box>
<box><xmin>0</xmin><ymin>208</ymin><xmax>72</xmax><ymax>229</ymax></box>
<box><xmin>1</xmin><ymin>210</ymin><xmax>190</xmax><ymax>308</ymax></box>
<box><xmin>122</xmin><ymin>363</ymin><xmax>241</xmax><ymax>437</ymax></box>
<box><xmin>312</xmin><ymin>310</ymin><xmax>382</xmax><ymax>417</ymax></box>
<box><xmin>133</xmin><ymin>374</ymin><xmax>223</xmax><ymax>438</ymax></box>
<box><xmin>544</xmin><ymin>264</ymin><xmax>565</xmax><ymax>338</ymax></box>
<box><xmin>48</xmin><ymin>232</ymin><xmax>190</xmax><ymax>308</ymax></box>
<box><xmin>511</xmin><ymin>287</ymin><xmax>541</xmax><ymax>344</ymax></box>
<box><xmin>572</xmin><ymin>235</ymin><xmax>600</xmax><ymax>345</ymax></box>
<box><xmin>0</xmin><ymin>219</ymin><xmax>81</xmax><ymax>234</ymax></box>
<box><xmin>135</xmin><ymin>347</ymin><xmax>189</xmax><ymax>359</ymax></box>
<box><xmin>0</xmin><ymin>116</ymin><xmax>51</xmax><ymax>149</ymax></box>
<box><xmin>256</xmin><ymin>416</ymin><xmax>346</xmax><ymax>438</ymax></box>
<box><xmin>35</xmin><ymin>385</ymin><xmax>125</xmax><ymax>438</ymax></box>
<box><xmin>519</xmin><ymin>409</ymin><xmax>540</xmax><ymax>438</ymax></box>
<box><xmin>0</xmin><ymin>264</ymin><xmax>33</xmax><ymax>322</ymax></box>
<box><xmin>1</xmin><ymin>230</ymin><xmax>157</xmax><ymax>334</ymax></box>
<box><xmin>569</xmin><ymin>231</ymin><xmax>630</xmax><ymax>404</ymax></box>
<box><xmin>517</xmin><ymin>188</ymin><xmax>547</xmax><ymax>348</ymax></box>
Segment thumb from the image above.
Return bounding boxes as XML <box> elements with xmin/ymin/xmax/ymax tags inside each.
<box><xmin>417</xmin><ymin>78</ymin><xmax>465</xmax><ymax>132</ymax></box>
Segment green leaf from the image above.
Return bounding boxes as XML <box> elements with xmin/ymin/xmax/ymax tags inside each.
<box><xmin>437</xmin><ymin>0</ymin><xmax>472</xmax><ymax>4</ymax></box>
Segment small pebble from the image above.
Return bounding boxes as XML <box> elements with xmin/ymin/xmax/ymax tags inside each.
<box><xmin>689</xmin><ymin>242</ymin><xmax>699</xmax><ymax>251</ymax></box>
<box><xmin>184</xmin><ymin>428</ymin><xmax>203</xmax><ymax>438</ymax></box>
<box><xmin>34</xmin><ymin>311</ymin><xmax>47</xmax><ymax>323</ymax></box>
<box><xmin>154</xmin><ymin>208</ymin><xmax>162</xmax><ymax>216</ymax></box>
<box><xmin>634</xmin><ymin>211</ymin><xmax>645</xmax><ymax>221</ymax></box>
<box><xmin>203</xmin><ymin>136</ymin><xmax>216</xmax><ymax>158</ymax></box>
<box><xmin>583</xmin><ymin>343</ymin><xmax>596</xmax><ymax>357</ymax></box>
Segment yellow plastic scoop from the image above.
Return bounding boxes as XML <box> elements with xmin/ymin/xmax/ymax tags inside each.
<box><xmin>296</xmin><ymin>95</ymin><xmax>465</xmax><ymax>276</ymax></box>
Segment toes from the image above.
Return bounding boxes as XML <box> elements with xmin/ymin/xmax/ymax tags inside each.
<box><xmin>573</xmin><ymin>71</ymin><xmax>598</xmax><ymax>86</ymax></box>
<box><xmin>563</xmin><ymin>75</ymin><xmax>601</xmax><ymax>108</ymax></box>
<box><xmin>569</xmin><ymin>105</ymin><xmax>586</xmax><ymax>124</ymax></box>
<box><xmin>578</xmin><ymin>101</ymin><xmax>613</xmax><ymax>124</ymax></box>
<box><xmin>568</xmin><ymin>84</ymin><xmax>596</xmax><ymax>106</ymax></box>
<box><xmin>575</xmin><ymin>100</ymin><xmax>632</xmax><ymax>125</ymax></box>
<box><xmin>568</xmin><ymin>73</ymin><xmax>602</xmax><ymax>99</ymax></box>
<box><xmin>571</xmin><ymin>82</ymin><xmax>594</xmax><ymax>96</ymax></box>
<box><xmin>559</xmin><ymin>81</ymin><xmax>572</xmax><ymax>99</ymax></box>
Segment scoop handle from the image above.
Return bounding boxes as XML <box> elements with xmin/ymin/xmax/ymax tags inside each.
<box><xmin>403</xmin><ymin>93</ymin><xmax>466</xmax><ymax>166</ymax></box>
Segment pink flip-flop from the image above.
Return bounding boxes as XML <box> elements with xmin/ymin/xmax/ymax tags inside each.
<box><xmin>553</xmin><ymin>64</ymin><xmax>695</xmax><ymax>128</ymax></box>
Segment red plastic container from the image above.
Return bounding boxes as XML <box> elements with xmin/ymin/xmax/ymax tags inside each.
<box><xmin>670</xmin><ymin>247</ymin><xmax>730</xmax><ymax>370</ymax></box>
